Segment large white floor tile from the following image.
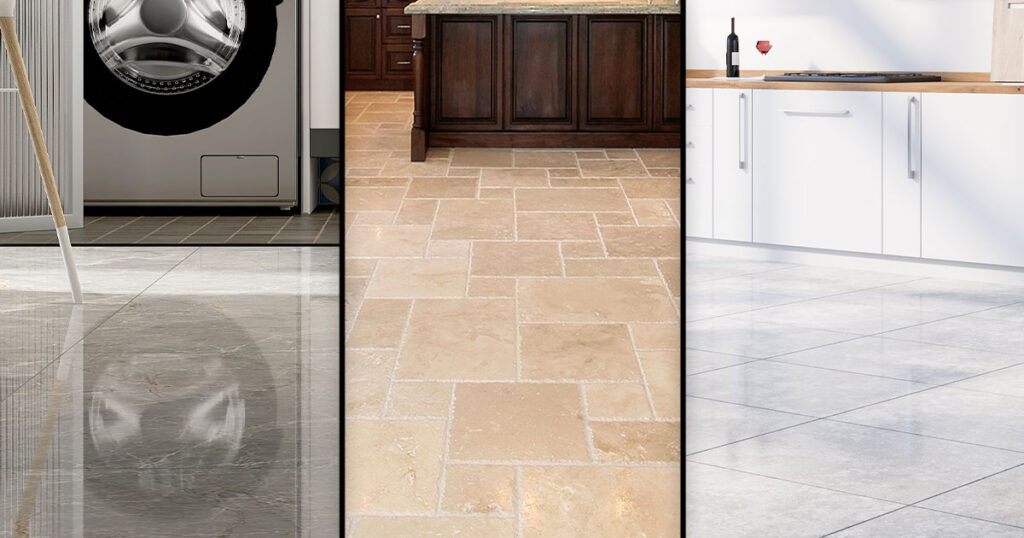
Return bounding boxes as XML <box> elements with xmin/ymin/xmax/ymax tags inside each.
<box><xmin>685</xmin><ymin>397</ymin><xmax>811</xmax><ymax>454</ymax></box>
<box><xmin>684</xmin><ymin>348</ymin><xmax>755</xmax><ymax>376</ymax></box>
<box><xmin>738</xmin><ymin>296</ymin><xmax>952</xmax><ymax>335</ymax></box>
<box><xmin>918</xmin><ymin>464</ymin><xmax>1024</xmax><ymax>528</ymax></box>
<box><xmin>685</xmin><ymin>316</ymin><xmax>859</xmax><ymax>359</ymax></box>
<box><xmin>827</xmin><ymin>506</ymin><xmax>1024</xmax><ymax>537</ymax></box>
<box><xmin>884</xmin><ymin>315</ymin><xmax>1024</xmax><ymax>355</ymax></box>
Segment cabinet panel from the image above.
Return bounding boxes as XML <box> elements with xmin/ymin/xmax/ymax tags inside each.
<box><xmin>752</xmin><ymin>90</ymin><xmax>882</xmax><ymax>254</ymax></box>
<box><xmin>504</xmin><ymin>16</ymin><xmax>575</xmax><ymax>130</ymax></box>
<box><xmin>579</xmin><ymin>16</ymin><xmax>651</xmax><ymax>131</ymax></box>
<box><xmin>383</xmin><ymin>9</ymin><xmax>413</xmax><ymax>43</ymax></box>
<box><xmin>433</xmin><ymin>16</ymin><xmax>503</xmax><ymax>130</ymax></box>
<box><xmin>882</xmin><ymin>92</ymin><xmax>922</xmax><ymax>258</ymax></box>
<box><xmin>686</xmin><ymin>88</ymin><xmax>713</xmax><ymax>238</ymax></box>
<box><xmin>921</xmin><ymin>93</ymin><xmax>1024</xmax><ymax>267</ymax></box>
<box><xmin>712</xmin><ymin>88</ymin><xmax>752</xmax><ymax>242</ymax></box>
<box><xmin>345</xmin><ymin>0</ymin><xmax>380</xmax><ymax>7</ymax></box>
<box><xmin>383</xmin><ymin>45</ymin><xmax>414</xmax><ymax>77</ymax></box>
<box><xmin>655</xmin><ymin>15</ymin><xmax>681</xmax><ymax>131</ymax></box>
<box><xmin>345</xmin><ymin>11</ymin><xmax>381</xmax><ymax>80</ymax></box>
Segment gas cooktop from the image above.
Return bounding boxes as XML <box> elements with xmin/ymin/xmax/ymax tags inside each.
<box><xmin>763</xmin><ymin>72</ymin><xmax>941</xmax><ymax>83</ymax></box>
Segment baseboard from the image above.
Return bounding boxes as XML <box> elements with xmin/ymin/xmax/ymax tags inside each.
<box><xmin>427</xmin><ymin>131</ymin><xmax>681</xmax><ymax>148</ymax></box>
<box><xmin>686</xmin><ymin>237</ymin><xmax>1024</xmax><ymax>285</ymax></box>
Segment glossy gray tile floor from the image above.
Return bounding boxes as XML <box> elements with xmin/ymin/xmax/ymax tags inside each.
<box><xmin>0</xmin><ymin>246</ymin><xmax>339</xmax><ymax>536</ymax></box>
<box><xmin>0</xmin><ymin>206</ymin><xmax>340</xmax><ymax>245</ymax></box>
<box><xmin>686</xmin><ymin>247</ymin><xmax>1024</xmax><ymax>537</ymax></box>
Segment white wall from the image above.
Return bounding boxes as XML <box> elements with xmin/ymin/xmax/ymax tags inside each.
<box><xmin>686</xmin><ymin>0</ymin><xmax>993</xmax><ymax>72</ymax></box>
<box><xmin>310</xmin><ymin>0</ymin><xmax>340</xmax><ymax>129</ymax></box>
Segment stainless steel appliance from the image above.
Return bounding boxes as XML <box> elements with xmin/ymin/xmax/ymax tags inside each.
<box><xmin>763</xmin><ymin>72</ymin><xmax>941</xmax><ymax>83</ymax></box>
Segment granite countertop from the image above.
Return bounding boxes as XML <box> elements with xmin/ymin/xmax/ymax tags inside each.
<box><xmin>405</xmin><ymin>0</ymin><xmax>680</xmax><ymax>15</ymax></box>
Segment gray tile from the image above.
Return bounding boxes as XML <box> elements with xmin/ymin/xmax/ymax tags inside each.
<box><xmin>738</xmin><ymin>295</ymin><xmax>953</xmax><ymax>335</ymax></box>
<box><xmin>686</xmin><ymin>360</ymin><xmax>929</xmax><ymax>416</ymax></box>
<box><xmin>684</xmin><ymin>256</ymin><xmax>795</xmax><ymax>284</ymax></box>
<box><xmin>884</xmin><ymin>315</ymin><xmax>1024</xmax><ymax>355</ymax></box>
<box><xmin>685</xmin><ymin>348</ymin><xmax>754</xmax><ymax>376</ymax></box>
<box><xmin>710</xmin><ymin>265</ymin><xmax>917</xmax><ymax>299</ymax></box>
<box><xmin>685</xmin><ymin>462</ymin><xmax>900</xmax><ymax>538</ymax></box>
<box><xmin>685</xmin><ymin>316</ymin><xmax>859</xmax><ymax>359</ymax></box>
<box><xmin>919</xmin><ymin>465</ymin><xmax>1024</xmax><ymax>528</ymax></box>
<box><xmin>828</xmin><ymin>506</ymin><xmax>1024</xmax><ymax>537</ymax></box>
<box><xmin>837</xmin><ymin>278</ymin><xmax>1024</xmax><ymax>316</ymax></box>
<box><xmin>689</xmin><ymin>420</ymin><xmax>1024</xmax><ymax>504</ymax></box>
<box><xmin>947</xmin><ymin>363</ymin><xmax>1024</xmax><ymax>398</ymax></box>
<box><xmin>685</xmin><ymin>281</ymin><xmax>804</xmax><ymax>322</ymax></box>
<box><xmin>685</xmin><ymin>397</ymin><xmax>811</xmax><ymax>454</ymax></box>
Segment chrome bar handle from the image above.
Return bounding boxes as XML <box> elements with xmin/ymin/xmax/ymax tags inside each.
<box><xmin>396</xmin><ymin>24</ymin><xmax>411</xmax><ymax>29</ymax></box>
<box><xmin>738</xmin><ymin>92</ymin><xmax>747</xmax><ymax>170</ymax></box>
<box><xmin>907</xmin><ymin>96</ymin><xmax>917</xmax><ymax>179</ymax></box>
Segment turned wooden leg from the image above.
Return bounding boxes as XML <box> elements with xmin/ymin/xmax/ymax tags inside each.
<box><xmin>411</xmin><ymin>15</ymin><xmax>428</xmax><ymax>162</ymax></box>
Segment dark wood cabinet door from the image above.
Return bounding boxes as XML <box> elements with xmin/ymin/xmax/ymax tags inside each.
<box><xmin>579</xmin><ymin>16</ymin><xmax>652</xmax><ymax>131</ymax></box>
<box><xmin>432</xmin><ymin>16</ymin><xmax>503</xmax><ymax>130</ymax></box>
<box><xmin>503</xmin><ymin>16</ymin><xmax>576</xmax><ymax>130</ymax></box>
<box><xmin>655</xmin><ymin>15</ymin><xmax>681</xmax><ymax>131</ymax></box>
<box><xmin>345</xmin><ymin>11</ymin><xmax>381</xmax><ymax>81</ymax></box>
<box><xmin>345</xmin><ymin>0</ymin><xmax>380</xmax><ymax>7</ymax></box>
<box><xmin>383</xmin><ymin>9</ymin><xmax>413</xmax><ymax>43</ymax></box>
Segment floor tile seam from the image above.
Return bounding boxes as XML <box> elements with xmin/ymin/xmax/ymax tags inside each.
<box><xmin>625</xmin><ymin>325</ymin><xmax>660</xmax><ymax>419</ymax></box>
<box><xmin>444</xmin><ymin>459</ymin><xmax>680</xmax><ymax>467</ymax></box>
<box><xmin>0</xmin><ymin>247</ymin><xmax>200</xmax><ymax>405</ymax></box>
<box><xmin>684</xmin><ymin>263</ymin><xmax>801</xmax><ymax>285</ymax></box>
<box><xmin>378</xmin><ymin>298</ymin><xmax>417</xmax><ymax>418</ymax></box>
<box><xmin>615</xmin><ymin>179</ymin><xmax>642</xmax><ymax>226</ymax></box>
<box><xmin>910</xmin><ymin>505</ymin><xmax>1024</xmax><ymax>530</ymax></box>
<box><xmin>514</xmin><ymin>465</ymin><xmax>524</xmax><ymax>538</ymax></box>
<box><xmin>768</xmin><ymin>354</ymin><xmax>1024</xmax><ymax>390</ymax></box>
<box><xmin>423</xmin><ymin>189</ymin><xmax>443</xmax><ymax>257</ymax></box>
<box><xmin>652</xmin><ymin>257</ymin><xmax>681</xmax><ymax>318</ymax></box>
<box><xmin>818</xmin><ymin>506</ymin><xmax>913</xmax><ymax>537</ymax></box>
<box><xmin>347</xmin><ymin>516</ymin><xmax>358</xmax><ymax>538</ymax></box>
<box><xmin>434</xmin><ymin>383</ymin><xmax>457</xmax><ymax>514</ymax></box>
<box><xmin>176</xmin><ymin>215</ymin><xmax>222</xmax><ymax>244</ymax></box>
<box><xmin>514</xmin><ymin>278</ymin><xmax>522</xmax><ymax>381</ymax></box>
<box><xmin>579</xmin><ymin>384</ymin><xmax>598</xmax><ymax>463</ymax></box>
<box><xmin>223</xmin><ymin>216</ymin><xmax>258</xmax><ymax>243</ymax></box>
<box><xmin>344</xmin><ymin>258</ymin><xmax>383</xmax><ymax>344</ymax></box>
<box><xmin>684</xmin><ymin>357</ymin><xmax>766</xmax><ymax>377</ymax></box>
<box><xmin>311</xmin><ymin>209</ymin><xmax>334</xmax><ymax>243</ymax></box>
<box><xmin>821</xmin><ymin>416</ymin><xmax>1024</xmax><ymax>455</ymax></box>
<box><xmin>664</xmin><ymin>198</ymin><xmax>681</xmax><ymax>228</ymax></box>
<box><xmin>755</xmin><ymin>357</ymin><xmax>947</xmax><ymax>385</ymax></box>
<box><xmin>685</xmin><ymin>460</ymin><xmax>910</xmax><ymax>508</ymax></box>
<box><xmin>87</xmin><ymin>215</ymin><xmax>146</xmax><ymax>243</ymax></box>
<box><xmin>464</xmin><ymin>241</ymin><xmax>474</xmax><ymax>298</ymax></box>
<box><xmin>682</xmin><ymin>394</ymin><xmax>820</xmax><ymax>419</ymax></box>
<box><xmin>267</xmin><ymin>214</ymin><xmax>294</xmax><ymax>243</ymax></box>
<box><xmin>133</xmin><ymin>215</ymin><xmax>183</xmax><ymax>243</ymax></box>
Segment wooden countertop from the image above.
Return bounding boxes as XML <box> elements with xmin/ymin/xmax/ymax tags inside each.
<box><xmin>405</xmin><ymin>0</ymin><xmax>680</xmax><ymax>15</ymax></box>
<box><xmin>685</xmin><ymin>70</ymin><xmax>1024</xmax><ymax>95</ymax></box>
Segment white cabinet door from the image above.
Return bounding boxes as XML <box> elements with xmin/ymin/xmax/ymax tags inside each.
<box><xmin>752</xmin><ymin>90</ymin><xmax>882</xmax><ymax>254</ymax></box>
<box><xmin>921</xmin><ymin>93</ymin><xmax>1024</xmax><ymax>267</ymax></box>
<box><xmin>712</xmin><ymin>88</ymin><xmax>753</xmax><ymax>242</ymax></box>
<box><xmin>685</xmin><ymin>88</ymin><xmax>713</xmax><ymax>238</ymax></box>
<box><xmin>882</xmin><ymin>92</ymin><xmax>922</xmax><ymax>257</ymax></box>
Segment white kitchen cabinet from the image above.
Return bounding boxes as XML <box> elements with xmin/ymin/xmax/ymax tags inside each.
<box><xmin>712</xmin><ymin>88</ymin><xmax>753</xmax><ymax>242</ymax></box>
<box><xmin>921</xmin><ymin>93</ymin><xmax>1024</xmax><ymax>267</ymax></box>
<box><xmin>752</xmin><ymin>90</ymin><xmax>882</xmax><ymax>254</ymax></box>
<box><xmin>686</xmin><ymin>88</ymin><xmax>713</xmax><ymax>238</ymax></box>
<box><xmin>882</xmin><ymin>92</ymin><xmax>922</xmax><ymax>257</ymax></box>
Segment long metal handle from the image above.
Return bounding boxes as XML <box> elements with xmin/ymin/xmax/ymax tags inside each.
<box><xmin>738</xmin><ymin>93</ymin><xmax>747</xmax><ymax>169</ymax></box>
<box><xmin>781</xmin><ymin>109</ymin><xmax>850</xmax><ymax>116</ymax></box>
<box><xmin>396</xmin><ymin>24</ymin><xmax>411</xmax><ymax>29</ymax></box>
<box><xmin>907</xmin><ymin>96</ymin><xmax>918</xmax><ymax>179</ymax></box>
<box><xmin>396</xmin><ymin>60</ymin><xmax>411</xmax><ymax>65</ymax></box>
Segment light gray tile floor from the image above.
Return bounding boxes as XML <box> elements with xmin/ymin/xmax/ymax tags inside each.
<box><xmin>686</xmin><ymin>248</ymin><xmax>1024</xmax><ymax>536</ymax></box>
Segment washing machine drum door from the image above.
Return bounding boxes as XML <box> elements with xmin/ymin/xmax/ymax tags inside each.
<box><xmin>85</xmin><ymin>0</ymin><xmax>281</xmax><ymax>136</ymax></box>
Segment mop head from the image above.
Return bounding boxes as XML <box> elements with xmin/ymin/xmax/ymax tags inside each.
<box><xmin>0</xmin><ymin>0</ymin><xmax>12</xmax><ymax>18</ymax></box>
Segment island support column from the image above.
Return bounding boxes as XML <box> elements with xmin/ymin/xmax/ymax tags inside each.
<box><xmin>411</xmin><ymin>14</ymin><xmax>429</xmax><ymax>161</ymax></box>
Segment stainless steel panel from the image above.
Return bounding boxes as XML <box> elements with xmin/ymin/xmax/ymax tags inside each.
<box><xmin>201</xmin><ymin>155</ymin><xmax>278</xmax><ymax>197</ymax></box>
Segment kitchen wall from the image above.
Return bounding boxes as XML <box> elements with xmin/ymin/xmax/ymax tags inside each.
<box><xmin>686</xmin><ymin>0</ymin><xmax>993</xmax><ymax>72</ymax></box>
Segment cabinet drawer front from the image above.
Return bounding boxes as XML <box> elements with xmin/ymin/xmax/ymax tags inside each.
<box><xmin>384</xmin><ymin>11</ymin><xmax>413</xmax><ymax>42</ymax></box>
<box><xmin>383</xmin><ymin>45</ymin><xmax>414</xmax><ymax>77</ymax></box>
<box><xmin>752</xmin><ymin>90</ymin><xmax>883</xmax><ymax>254</ymax></box>
<box><xmin>685</xmin><ymin>88</ymin><xmax>712</xmax><ymax>129</ymax></box>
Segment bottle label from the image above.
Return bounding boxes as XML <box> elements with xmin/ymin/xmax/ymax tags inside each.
<box><xmin>731</xmin><ymin>52</ymin><xmax>740</xmax><ymax>65</ymax></box>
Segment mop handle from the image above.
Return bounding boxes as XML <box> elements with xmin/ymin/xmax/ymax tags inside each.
<box><xmin>0</xmin><ymin>16</ymin><xmax>67</xmax><ymax>229</ymax></box>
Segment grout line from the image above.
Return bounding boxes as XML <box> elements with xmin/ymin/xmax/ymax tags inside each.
<box><xmin>625</xmin><ymin>325</ymin><xmax>659</xmax><ymax>419</ymax></box>
<box><xmin>88</xmin><ymin>215</ymin><xmax>144</xmax><ymax>243</ymax></box>
<box><xmin>465</xmin><ymin>241</ymin><xmax>474</xmax><ymax>297</ymax></box>
<box><xmin>344</xmin><ymin>258</ymin><xmax>383</xmax><ymax>344</ymax></box>
<box><xmin>515</xmin><ymin>466</ymin><xmax>524</xmax><ymax>538</ymax></box>
<box><xmin>514</xmin><ymin>278</ymin><xmax>522</xmax><ymax>381</ymax></box>
<box><xmin>312</xmin><ymin>207</ymin><xmax>337</xmax><ymax>243</ymax></box>
<box><xmin>435</xmin><ymin>383</ymin><xmax>457</xmax><ymax>514</ymax></box>
<box><xmin>579</xmin><ymin>385</ymin><xmax>597</xmax><ymax>463</ymax></box>
<box><xmin>267</xmin><ymin>214</ymin><xmax>294</xmax><ymax>243</ymax></box>
<box><xmin>134</xmin><ymin>215</ymin><xmax>182</xmax><ymax>243</ymax></box>
<box><xmin>179</xmin><ymin>215</ymin><xmax>220</xmax><ymax>243</ymax></box>
<box><xmin>379</xmin><ymin>300</ymin><xmax>417</xmax><ymax>417</ymax></box>
<box><xmin>225</xmin><ymin>216</ymin><xmax>258</xmax><ymax>243</ymax></box>
<box><xmin>616</xmin><ymin>179</ymin><xmax>642</xmax><ymax>226</ymax></box>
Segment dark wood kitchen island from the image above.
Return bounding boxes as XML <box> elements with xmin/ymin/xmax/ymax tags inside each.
<box><xmin>404</xmin><ymin>0</ymin><xmax>681</xmax><ymax>160</ymax></box>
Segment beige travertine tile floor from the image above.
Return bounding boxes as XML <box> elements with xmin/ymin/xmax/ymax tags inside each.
<box><xmin>344</xmin><ymin>91</ymin><xmax>681</xmax><ymax>537</ymax></box>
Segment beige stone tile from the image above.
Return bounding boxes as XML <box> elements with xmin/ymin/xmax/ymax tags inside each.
<box><xmin>648</xmin><ymin>168</ymin><xmax>682</xmax><ymax>178</ymax></box>
<box><xmin>426</xmin><ymin>147</ymin><xmax>451</xmax><ymax>159</ymax></box>
<box><xmin>344</xmin><ymin>124</ymin><xmax>377</xmax><ymax>135</ymax></box>
<box><xmin>345</xmin><ymin>226</ymin><xmax>431</xmax><ymax>257</ymax></box>
<box><xmin>352</xmin><ymin>517</ymin><xmax>515</xmax><ymax>538</ymax></box>
<box><xmin>348</xmin><ymin>299</ymin><xmax>411</xmax><ymax>348</ymax></box>
<box><xmin>345</xmin><ymin>420</ymin><xmax>445</xmax><ymax>513</ymax></box>
<box><xmin>471</xmin><ymin>242</ymin><xmax>562</xmax><ymax>277</ymax></box>
<box><xmin>345</xmin><ymin>150</ymin><xmax>392</xmax><ymax>168</ymax></box>
<box><xmin>480</xmin><ymin>187</ymin><xmax>513</xmax><ymax>199</ymax></box>
<box><xmin>516</xmin><ymin>188</ymin><xmax>630</xmax><ymax>212</ymax></box>
<box><xmin>345</xmin><ymin>259</ymin><xmax>377</xmax><ymax>277</ymax></box>
<box><xmin>344</xmin><ymin>177</ymin><xmax>409</xmax><ymax>187</ymax></box>
<box><xmin>564</xmin><ymin>258</ymin><xmax>658</xmax><ymax>277</ymax></box>
<box><xmin>606</xmin><ymin>149</ymin><xmax>639</xmax><ymax>159</ymax></box>
<box><xmin>585</xmin><ymin>384</ymin><xmax>652</xmax><ymax>419</ymax></box>
<box><xmin>481</xmin><ymin>168</ymin><xmax>549</xmax><ymax>187</ymax></box>
<box><xmin>353</xmin><ymin>211</ymin><xmax>395</xmax><ymax>225</ymax></box>
<box><xmin>595</xmin><ymin>212</ymin><xmax>637</xmax><ymax>225</ymax></box>
<box><xmin>344</xmin><ymin>134</ymin><xmax>408</xmax><ymax>150</ymax></box>
<box><xmin>344</xmin><ymin>187</ymin><xmax>405</xmax><ymax>211</ymax></box>
<box><xmin>395</xmin><ymin>199</ymin><xmax>439</xmax><ymax>225</ymax></box>
<box><xmin>522</xmin><ymin>466</ymin><xmax>681</xmax><ymax>538</ymax></box>
<box><xmin>657</xmin><ymin>258</ymin><xmax>681</xmax><ymax>298</ymax></box>
<box><xmin>468</xmin><ymin>277</ymin><xmax>516</xmax><ymax>297</ymax></box>
<box><xmin>450</xmin><ymin>383</ymin><xmax>588</xmax><ymax>460</ymax></box>
<box><xmin>357</xmin><ymin>112</ymin><xmax>412</xmax><ymax>124</ymax></box>
<box><xmin>346</xmin><ymin>167</ymin><xmax>382</xmax><ymax>177</ymax></box>
<box><xmin>442</xmin><ymin>465</ymin><xmax>516</xmax><ymax>514</ymax></box>
<box><xmin>630</xmin><ymin>323</ymin><xmax>681</xmax><ymax>350</ymax></box>
<box><xmin>548</xmin><ymin>168</ymin><xmax>581</xmax><ymax>178</ymax></box>
<box><xmin>517</xmin><ymin>213</ymin><xmax>599</xmax><ymax>240</ymax></box>
<box><xmin>398</xmin><ymin>299</ymin><xmax>516</xmax><ymax>379</ymax></box>
<box><xmin>620</xmin><ymin>178</ymin><xmax>681</xmax><ymax>199</ymax></box>
<box><xmin>433</xmin><ymin>199</ymin><xmax>515</xmax><ymax>240</ymax></box>
<box><xmin>366</xmin><ymin>258</ymin><xmax>469</xmax><ymax>298</ymax></box>
<box><xmin>575</xmin><ymin>151</ymin><xmax>607</xmax><ymax>159</ymax></box>
<box><xmin>345</xmin><ymin>350</ymin><xmax>396</xmax><ymax>416</ymax></box>
<box><xmin>560</xmin><ymin>241</ymin><xmax>606</xmax><ymax>258</ymax></box>
<box><xmin>406</xmin><ymin>177</ymin><xmax>478</xmax><ymax>198</ymax></box>
<box><xmin>591</xmin><ymin>421</ymin><xmax>681</xmax><ymax>462</ymax></box>
<box><xmin>364</xmin><ymin>101</ymin><xmax>414</xmax><ymax>113</ymax></box>
<box><xmin>387</xmin><ymin>381</ymin><xmax>452</xmax><ymax>418</ymax></box>
<box><xmin>447</xmin><ymin>167</ymin><xmax>481</xmax><ymax>177</ymax></box>
<box><xmin>450</xmin><ymin>148</ymin><xmax>514</xmax><ymax>168</ymax></box>
<box><xmin>347</xmin><ymin>92</ymin><xmax>404</xmax><ymax>103</ymax></box>
<box><xmin>637</xmin><ymin>149</ymin><xmax>682</xmax><ymax>168</ymax></box>
<box><xmin>640</xmin><ymin>351</ymin><xmax>681</xmax><ymax>418</ymax></box>
<box><xmin>514</xmin><ymin>150</ymin><xmax>578</xmax><ymax>168</ymax></box>
<box><xmin>600</xmin><ymin>226</ymin><xmax>680</xmax><ymax>258</ymax></box>
<box><xmin>518</xmin><ymin>277</ymin><xmax>676</xmax><ymax>322</ymax></box>
<box><xmin>345</xmin><ymin>212</ymin><xmax>355</xmax><ymax>234</ymax></box>
<box><xmin>427</xmin><ymin>240</ymin><xmax>471</xmax><ymax>258</ymax></box>
<box><xmin>379</xmin><ymin>158</ymin><xmax>451</xmax><ymax>177</ymax></box>
<box><xmin>345</xmin><ymin>277</ymin><xmax>368</xmax><ymax>322</ymax></box>
<box><xmin>579</xmin><ymin>159</ymin><xmax>647</xmax><ymax>177</ymax></box>
<box><xmin>630</xmin><ymin>199</ymin><xmax>677</xmax><ymax>226</ymax></box>
<box><xmin>666</xmin><ymin>198</ymin><xmax>681</xmax><ymax>223</ymax></box>
<box><xmin>521</xmin><ymin>324</ymin><xmax>640</xmax><ymax>381</ymax></box>
<box><xmin>548</xmin><ymin>177</ymin><xmax>619</xmax><ymax>187</ymax></box>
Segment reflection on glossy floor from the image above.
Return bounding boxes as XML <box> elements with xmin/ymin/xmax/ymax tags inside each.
<box><xmin>343</xmin><ymin>91</ymin><xmax>682</xmax><ymax>537</ymax></box>
<box><xmin>0</xmin><ymin>246</ymin><xmax>339</xmax><ymax>537</ymax></box>
<box><xmin>686</xmin><ymin>247</ymin><xmax>1024</xmax><ymax>536</ymax></box>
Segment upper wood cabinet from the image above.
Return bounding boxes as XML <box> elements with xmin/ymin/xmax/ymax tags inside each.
<box><xmin>432</xmin><ymin>16</ymin><xmax>504</xmax><ymax>130</ymax></box>
<box><xmin>504</xmin><ymin>16</ymin><xmax>577</xmax><ymax>130</ymax></box>
<box><xmin>345</xmin><ymin>10</ymin><xmax>381</xmax><ymax>81</ymax></box>
<box><xmin>655</xmin><ymin>15</ymin><xmax>681</xmax><ymax>131</ymax></box>
<box><xmin>344</xmin><ymin>4</ymin><xmax>414</xmax><ymax>90</ymax></box>
<box><xmin>579</xmin><ymin>15</ymin><xmax>652</xmax><ymax>131</ymax></box>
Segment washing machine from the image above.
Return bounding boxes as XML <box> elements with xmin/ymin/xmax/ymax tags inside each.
<box><xmin>83</xmin><ymin>0</ymin><xmax>299</xmax><ymax>208</ymax></box>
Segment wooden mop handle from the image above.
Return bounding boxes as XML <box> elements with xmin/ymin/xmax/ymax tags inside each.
<box><xmin>0</xmin><ymin>16</ymin><xmax>66</xmax><ymax>229</ymax></box>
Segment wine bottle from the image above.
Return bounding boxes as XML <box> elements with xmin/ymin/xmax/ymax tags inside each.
<box><xmin>726</xmin><ymin>17</ymin><xmax>739</xmax><ymax>77</ymax></box>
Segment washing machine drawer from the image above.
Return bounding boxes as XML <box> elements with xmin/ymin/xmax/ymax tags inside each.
<box><xmin>201</xmin><ymin>155</ymin><xmax>280</xmax><ymax>197</ymax></box>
